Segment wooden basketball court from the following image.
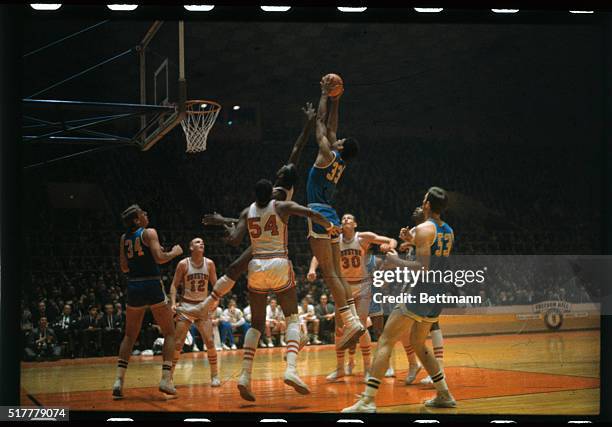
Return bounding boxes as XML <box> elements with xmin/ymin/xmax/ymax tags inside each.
<box><xmin>20</xmin><ymin>329</ymin><xmax>599</xmax><ymax>415</ymax></box>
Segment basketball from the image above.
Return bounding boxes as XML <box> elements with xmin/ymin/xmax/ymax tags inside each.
<box><xmin>323</xmin><ymin>73</ymin><xmax>344</xmax><ymax>97</ymax></box>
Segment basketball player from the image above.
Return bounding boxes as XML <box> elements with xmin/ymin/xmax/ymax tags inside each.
<box><xmin>200</xmin><ymin>103</ymin><xmax>316</xmax><ymax>311</ymax></box>
<box><xmin>307</xmin><ymin>74</ymin><xmax>363</xmax><ymax>350</ymax></box>
<box><xmin>343</xmin><ymin>187</ymin><xmax>456</xmax><ymax>412</ymax></box>
<box><xmin>224</xmin><ymin>179</ymin><xmax>340</xmax><ymax>402</ymax></box>
<box><xmin>169</xmin><ymin>237</ymin><xmax>220</xmax><ymax>387</ymax></box>
<box><xmin>309</xmin><ymin>213</ymin><xmax>397</xmax><ymax>381</ymax></box>
<box><xmin>113</xmin><ymin>205</ymin><xmax>183</xmax><ymax>399</ymax></box>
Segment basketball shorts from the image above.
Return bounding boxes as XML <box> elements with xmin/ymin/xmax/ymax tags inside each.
<box><xmin>176</xmin><ymin>301</ymin><xmax>211</xmax><ymax>324</ymax></box>
<box><xmin>306</xmin><ymin>203</ymin><xmax>340</xmax><ymax>243</ymax></box>
<box><xmin>395</xmin><ymin>284</ymin><xmax>444</xmax><ymax>323</ymax></box>
<box><xmin>349</xmin><ymin>278</ymin><xmax>371</xmax><ymax>300</ymax></box>
<box><xmin>248</xmin><ymin>257</ymin><xmax>296</xmax><ymax>294</ymax></box>
<box><xmin>127</xmin><ymin>278</ymin><xmax>167</xmax><ymax>308</ymax></box>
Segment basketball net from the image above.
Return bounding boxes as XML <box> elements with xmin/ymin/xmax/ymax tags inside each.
<box><xmin>180</xmin><ymin>100</ymin><xmax>221</xmax><ymax>153</ymax></box>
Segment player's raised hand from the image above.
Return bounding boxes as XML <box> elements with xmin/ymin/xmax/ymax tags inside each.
<box><xmin>202</xmin><ymin>212</ymin><xmax>225</xmax><ymax>226</ymax></box>
<box><xmin>399</xmin><ymin>227</ymin><xmax>414</xmax><ymax>243</ymax></box>
<box><xmin>302</xmin><ymin>102</ymin><xmax>316</xmax><ymax>122</ymax></box>
<box><xmin>307</xmin><ymin>271</ymin><xmax>317</xmax><ymax>282</ymax></box>
<box><xmin>320</xmin><ymin>75</ymin><xmax>333</xmax><ymax>94</ymax></box>
<box><xmin>326</xmin><ymin>224</ymin><xmax>342</xmax><ymax>237</ymax></box>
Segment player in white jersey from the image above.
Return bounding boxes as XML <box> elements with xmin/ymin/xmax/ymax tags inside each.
<box><xmin>224</xmin><ymin>179</ymin><xmax>340</xmax><ymax>402</ymax></box>
<box><xmin>200</xmin><ymin>103</ymin><xmax>315</xmax><ymax>312</ymax></box>
<box><xmin>308</xmin><ymin>213</ymin><xmax>397</xmax><ymax>381</ymax></box>
<box><xmin>169</xmin><ymin>237</ymin><xmax>220</xmax><ymax>387</ymax></box>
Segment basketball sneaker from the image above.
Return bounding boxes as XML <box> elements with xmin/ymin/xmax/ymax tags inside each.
<box><xmin>299</xmin><ymin>330</ymin><xmax>309</xmax><ymax>350</ymax></box>
<box><xmin>406</xmin><ymin>364</ymin><xmax>423</xmax><ymax>385</ymax></box>
<box><xmin>159</xmin><ymin>377</ymin><xmax>177</xmax><ymax>395</ymax></box>
<box><xmin>210</xmin><ymin>375</ymin><xmax>221</xmax><ymax>387</ymax></box>
<box><xmin>337</xmin><ymin>320</ymin><xmax>365</xmax><ymax>351</ymax></box>
<box><xmin>326</xmin><ymin>368</ymin><xmax>345</xmax><ymax>382</ymax></box>
<box><xmin>384</xmin><ymin>367</ymin><xmax>396</xmax><ymax>378</ymax></box>
<box><xmin>237</xmin><ymin>372</ymin><xmax>255</xmax><ymax>402</ymax></box>
<box><xmin>424</xmin><ymin>393</ymin><xmax>456</xmax><ymax>408</ymax></box>
<box><xmin>341</xmin><ymin>396</ymin><xmax>376</xmax><ymax>413</ymax></box>
<box><xmin>112</xmin><ymin>378</ymin><xmax>123</xmax><ymax>400</ymax></box>
<box><xmin>284</xmin><ymin>368</ymin><xmax>310</xmax><ymax>395</ymax></box>
<box><xmin>420</xmin><ymin>375</ymin><xmax>434</xmax><ymax>385</ymax></box>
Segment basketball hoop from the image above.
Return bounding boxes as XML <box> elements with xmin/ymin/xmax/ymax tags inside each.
<box><xmin>180</xmin><ymin>100</ymin><xmax>221</xmax><ymax>153</ymax></box>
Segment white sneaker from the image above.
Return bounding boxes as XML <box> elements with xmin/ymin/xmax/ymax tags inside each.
<box><xmin>385</xmin><ymin>367</ymin><xmax>396</xmax><ymax>378</ymax></box>
<box><xmin>112</xmin><ymin>378</ymin><xmax>123</xmax><ymax>400</ymax></box>
<box><xmin>222</xmin><ymin>344</ymin><xmax>230</xmax><ymax>351</ymax></box>
<box><xmin>345</xmin><ymin>361</ymin><xmax>355</xmax><ymax>376</ymax></box>
<box><xmin>267</xmin><ymin>340</ymin><xmax>275</xmax><ymax>348</ymax></box>
<box><xmin>280</xmin><ymin>339</ymin><xmax>287</xmax><ymax>347</ymax></box>
<box><xmin>260</xmin><ymin>340</ymin><xmax>268</xmax><ymax>348</ymax></box>
<box><xmin>230</xmin><ymin>344</ymin><xmax>237</xmax><ymax>350</ymax></box>
<box><xmin>193</xmin><ymin>344</ymin><xmax>200</xmax><ymax>352</ymax></box>
<box><xmin>159</xmin><ymin>377</ymin><xmax>177</xmax><ymax>395</ymax></box>
<box><xmin>424</xmin><ymin>393</ymin><xmax>457</xmax><ymax>408</ymax></box>
<box><xmin>406</xmin><ymin>364</ymin><xmax>423</xmax><ymax>385</ymax></box>
<box><xmin>420</xmin><ymin>375</ymin><xmax>433</xmax><ymax>385</ymax></box>
<box><xmin>312</xmin><ymin>336</ymin><xmax>322</xmax><ymax>345</ymax></box>
<box><xmin>337</xmin><ymin>320</ymin><xmax>365</xmax><ymax>351</ymax></box>
<box><xmin>210</xmin><ymin>375</ymin><xmax>221</xmax><ymax>387</ymax></box>
<box><xmin>326</xmin><ymin>368</ymin><xmax>345</xmax><ymax>382</ymax></box>
<box><xmin>284</xmin><ymin>369</ymin><xmax>310</xmax><ymax>395</ymax></box>
<box><xmin>141</xmin><ymin>349</ymin><xmax>154</xmax><ymax>356</ymax></box>
<box><xmin>341</xmin><ymin>396</ymin><xmax>376</xmax><ymax>413</ymax></box>
<box><xmin>237</xmin><ymin>372</ymin><xmax>255</xmax><ymax>402</ymax></box>
<box><xmin>216</xmin><ymin>346</ymin><xmax>223</xmax><ymax>352</ymax></box>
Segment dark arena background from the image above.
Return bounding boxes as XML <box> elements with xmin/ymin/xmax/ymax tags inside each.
<box><xmin>2</xmin><ymin>2</ymin><xmax>612</xmax><ymax>423</ymax></box>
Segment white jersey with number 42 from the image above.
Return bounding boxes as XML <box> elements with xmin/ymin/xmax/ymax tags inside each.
<box><xmin>247</xmin><ymin>200</ymin><xmax>288</xmax><ymax>258</ymax></box>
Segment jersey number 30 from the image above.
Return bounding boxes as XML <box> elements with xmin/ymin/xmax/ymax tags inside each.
<box><xmin>248</xmin><ymin>215</ymin><xmax>279</xmax><ymax>238</ymax></box>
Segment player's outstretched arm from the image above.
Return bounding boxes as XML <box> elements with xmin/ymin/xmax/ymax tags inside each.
<box><xmin>287</xmin><ymin>102</ymin><xmax>316</xmax><ymax>167</ymax></box>
<box><xmin>326</xmin><ymin>96</ymin><xmax>341</xmax><ymax>144</ymax></box>
<box><xmin>169</xmin><ymin>260</ymin><xmax>187</xmax><ymax>311</ymax></box>
<box><xmin>143</xmin><ymin>228</ymin><xmax>183</xmax><ymax>264</ymax></box>
<box><xmin>119</xmin><ymin>235</ymin><xmax>129</xmax><ymax>273</ymax></box>
<box><xmin>315</xmin><ymin>79</ymin><xmax>335</xmax><ymax>166</ymax></box>
<box><xmin>359</xmin><ymin>231</ymin><xmax>398</xmax><ymax>253</ymax></box>
<box><xmin>202</xmin><ymin>212</ymin><xmax>239</xmax><ymax>227</ymax></box>
<box><xmin>276</xmin><ymin>201</ymin><xmax>340</xmax><ymax>235</ymax></box>
<box><xmin>224</xmin><ymin>208</ymin><xmax>249</xmax><ymax>247</ymax></box>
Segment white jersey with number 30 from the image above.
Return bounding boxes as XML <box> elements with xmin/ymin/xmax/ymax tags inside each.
<box><xmin>339</xmin><ymin>232</ymin><xmax>368</xmax><ymax>284</ymax></box>
<box><xmin>247</xmin><ymin>200</ymin><xmax>288</xmax><ymax>258</ymax></box>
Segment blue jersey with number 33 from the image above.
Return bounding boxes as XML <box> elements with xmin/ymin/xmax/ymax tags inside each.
<box><xmin>428</xmin><ymin>219</ymin><xmax>454</xmax><ymax>271</ymax></box>
<box><xmin>307</xmin><ymin>150</ymin><xmax>346</xmax><ymax>206</ymax></box>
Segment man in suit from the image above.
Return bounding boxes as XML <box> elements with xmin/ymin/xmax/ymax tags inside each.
<box><xmin>101</xmin><ymin>303</ymin><xmax>124</xmax><ymax>356</ymax></box>
<box><xmin>54</xmin><ymin>304</ymin><xmax>78</xmax><ymax>358</ymax></box>
<box><xmin>79</xmin><ymin>305</ymin><xmax>102</xmax><ymax>357</ymax></box>
<box><xmin>25</xmin><ymin>317</ymin><xmax>62</xmax><ymax>361</ymax></box>
<box><xmin>315</xmin><ymin>294</ymin><xmax>335</xmax><ymax>344</ymax></box>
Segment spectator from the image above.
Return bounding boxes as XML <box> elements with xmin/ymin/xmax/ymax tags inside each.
<box><xmin>265</xmin><ymin>298</ymin><xmax>286</xmax><ymax>348</ymax></box>
<box><xmin>24</xmin><ymin>317</ymin><xmax>61</xmax><ymax>362</ymax></box>
<box><xmin>100</xmin><ymin>303</ymin><xmax>123</xmax><ymax>356</ymax></box>
<box><xmin>315</xmin><ymin>294</ymin><xmax>335</xmax><ymax>344</ymax></box>
<box><xmin>221</xmin><ymin>299</ymin><xmax>248</xmax><ymax>350</ymax></box>
<box><xmin>79</xmin><ymin>305</ymin><xmax>102</xmax><ymax>357</ymax></box>
<box><xmin>298</xmin><ymin>297</ymin><xmax>321</xmax><ymax>345</ymax></box>
<box><xmin>54</xmin><ymin>304</ymin><xmax>78</xmax><ymax>358</ymax></box>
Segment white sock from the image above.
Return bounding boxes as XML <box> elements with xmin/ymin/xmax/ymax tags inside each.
<box><xmin>430</xmin><ymin>370</ymin><xmax>449</xmax><ymax>393</ymax></box>
<box><xmin>285</xmin><ymin>315</ymin><xmax>300</xmax><ymax>369</ymax></box>
<box><xmin>431</xmin><ymin>328</ymin><xmax>444</xmax><ymax>366</ymax></box>
<box><xmin>162</xmin><ymin>361</ymin><xmax>172</xmax><ymax>381</ymax></box>
<box><xmin>116</xmin><ymin>359</ymin><xmax>128</xmax><ymax>380</ymax></box>
<box><xmin>339</xmin><ymin>305</ymin><xmax>354</xmax><ymax>327</ymax></box>
<box><xmin>241</xmin><ymin>328</ymin><xmax>261</xmax><ymax>375</ymax></box>
<box><xmin>347</xmin><ymin>298</ymin><xmax>358</xmax><ymax>319</ymax></box>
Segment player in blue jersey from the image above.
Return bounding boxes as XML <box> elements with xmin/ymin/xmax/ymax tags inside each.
<box><xmin>343</xmin><ymin>187</ymin><xmax>456</xmax><ymax>412</ymax></box>
<box><xmin>113</xmin><ymin>205</ymin><xmax>183</xmax><ymax>399</ymax></box>
<box><xmin>307</xmin><ymin>74</ymin><xmax>363</xmax><ymax>351</ymax></box>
